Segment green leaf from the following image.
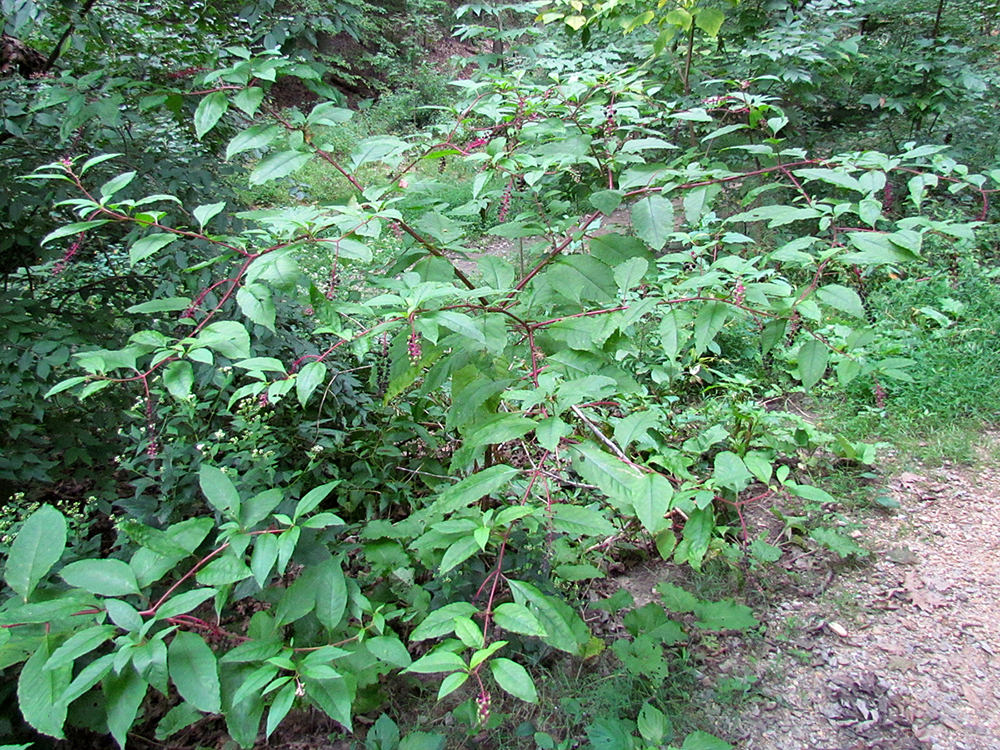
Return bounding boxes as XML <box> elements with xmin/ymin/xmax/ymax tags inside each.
<box><xmin>410</xmin><ymin>602</ymin><xmax>479</xmax><ymax>642</ymax></box>
<box><xmin>99</xmin><ymin>171</ymin><xmax>137</xmax><ymax>203</ymax></box>
<box><xmin>550</xmin><ymin>505</ymin><xmax>616</xmax><ymax>537</ymax></box>
<box><xmin>797</xmin><ymin>339</ymin><xmax>829</xmax><ymax>390</ymax></box>
<box><xmin>156</xmin><ymin>588</ymin><xmax>218</xmax><ymax>619</ymax></box>
<box><xmin>59</xmin><ymin>652</ymin><xmax>115</xmax><ymax>706</ymax></box>
<box><xmin>45</xmin><ymin>625</ymin><xmax>116</xmax><ymax>671</ymax></box>
<box><xmin>366</xmin><ymin>635</ymin><xmax>412</xmax><ymax>668</ymax></box>
<box><xmin>306</xmin><ymin>102</ymin><xmax>354</xmax><ymax>126</ymax></box>
<box><xmin>164</xmin><ymin>360</ymin><xmax>194</xmax><ymax>400</ymax></box>
<box><xmin>437</xmin><ymin>670</ymin><xmax>469</xmax><ymax>700</ymax></box>
<box><xmin>674</xmin><ymin>507</ymin><xmax>713</xmax><ymax>571</ymax></box>
<box><xmin>349</xmin><ymin>135</ymin><xmax>410</xmax><ymax>170</ymax></box>
<box><xmin>693</xmin><ymin>300</ymin><xmax>729</xmax><ymax>355</ymax></box>
<box><xmin>105</xmin><ymin>599</ymin><xmax>143</xmax><ymax>631</ymax></box>
<box><xmin>302</xmin><ymin>676</ymin><xmax>353</xmax><ymax>731</ymax></box>
<box><xmin>507</xmin><ymin>580</ymin><xmax>590</xmax><ymax>655</ymax></box>
<box><xmin>249</xmin><ymin>150</ymin><xmax>313</xmax><ymax>186</ymax></box>
<box><xmin>681</xmin><ymin>730</ymin><xmax>733</xmax><ymax>750</ymax></box>
<box><xmin>18</xmin><ymin>638</ymin><xmax>69</xmax><ymax>739</ymax></box>
<box><xmin>429</xmin><ymin>311</ymin><xmax>486</xmax><ymax>346</ymax></box>
<box><xmin>60</xmin><ymin>559</ymin><xmax>140</xmax><ymax>597</ymax></box>
<box><xmin>155</xmin><ymin>702</ymin><xmax>203</xmax><ymax>741</ymax></box>
<box><xmin>613</xmin><ymin>257</ymin><xmax>648</xmax><ymax>293</ymax></box>
<box><xmin>404</xmin><ymin>649</ymin><xmax>466</xmax><ymax>674</ymax></box>
<box><xmin>193</xmin><ymin>201</ymin><xmax>226</xmax><ymax>230</ymax></box>
<box><xmin>785</xmin><ymin>482</ymin><xmax>836</xmax><ymax>504</ymax></box>
<box><xmin>104</xmin><ymin>667</ymin><xmax>148</xmax><ymax>749</ymax></box>
<box><xmin>694</xmin><ymin>7</ymin><xmax>725</xmax><ymax>36</ymax></box>
<box><xmin>200</xmin><ymin>464</ymin><xmax>240</xmax><ymax>516</ymax></box>
<box><xmin>589</xmin><ymin>189</ymin><xmax>623</xmax><ymax>215</ymax></box>
<box><xmin>226</xmin><ymin>123</ymin><xmax>282</xmax><ymax>160</ymax></box>
<box><xmin>41</xmin><ymin>220</ymin><xmax>110</xmax><ymax>246</ymax></box>
<box><xmin>240</xmin><ymin>488</ymin><xmax>283</xmax><ymax>529</ymax></box>
<box><xmin>713</xmin><ymin>451</ymin><xmax>752</xmax><ymax>493</ymax></box>
<box><xmin>816</xmin><ymin>284</ymin><xmax>866</xmax><ymax>319</ymax></box>
<box><xmin>427</xmin><ymin>465</ymin><xmax>519</xmax><ymax>516</ymax></box>
<box><xmin>196</xmin><ymin>556</ymin><xmax>252</xmax><ymax>586</ymax></box>
<box><xmin>490</xmin><ymin>658</ymin><xmax>537</xmax><ymax>702</ymax></box>
<box><xmin>130</xmin><ymin>233</ymin><xmax>179</xmax><ymax>265</ymax></box>
<box><xmin>266</xmin><ymin>681</ymin><xmax>296</xmax><ymax>738</ymax></box>
<box><xmin>233</xmin><ymin>86</ymin><xmax>265</xmax><ymax>116</ymax></box>
<box><xmin>237</xmin><ymin>283</ymin><xmax>277</xmax><ymax>331</ymax></box>
<box><xmin>631</xmin><ymin>194</ymin><xmax>674</xmax><ymax>251</ymax></box>
<box><xmin>169</xmin><ymin>631</ymin><xmax>222</xmax><ymax>713</ymax></box>
<box><xmin>638</xmin><ymin>703</ymin><xmax>672</xmax><ymax>745</ymax></box>
<box><xmin>693</xmin><ymin>600</ymin><xmax>759</xmax><ymax>631</ymax></box>
<box><xmin>439</xmin><ymin>536</ymin><xmax>481</xmax><ymax>574</ymax></box>
<box><xmin>296</xmin><ymin>360</ymin><xmax>327</xmax><ymax>406</ymax></box>
<box><xmin>493</xmin><ymin>602</ymin><xmax>547</xmax><ymax>637</ymax></box>
<box><xmin>194</xmin><ymin>91</ymin><xmax>229</xmax><ymax>139</ymax></box>
<box><xmin>631</xmin><ymin>473</ymin><xmax>674</xmax><ymax>533</ymax></box>
<box><xmin>399</xmin><ymin>733</ymin><xmax>446</xmax><ymax>750</ymax></box>
<box><xmin>570</xmin><ymin>442</ymin><xmax>643</xmax><ymax>511</ymax></box>
<box><xmin>251</xmin><ymin>532</ymin><xmax>279</xmax><ymax>588</ymax></box>
<box><xmin>315</xmin><ymin>558</ymin><xmax>348</xmax><ymax>630</ymax></box>
<box><xmin>4</xmin><ymin>504</ymin><xmax>66</xmax><ymax>601</ymax></box>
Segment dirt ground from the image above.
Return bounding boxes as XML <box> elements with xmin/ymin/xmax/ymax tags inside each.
<box><xmin>699</xmin><ymin>437</ymin><xmax>1000</xmax><ymax>750</ymax></box>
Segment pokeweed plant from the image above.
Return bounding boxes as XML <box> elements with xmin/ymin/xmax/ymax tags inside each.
<box><xmin>1</xmin><ymin>47</ymin><xmax>989</xmax><ymax>746</ymax></box>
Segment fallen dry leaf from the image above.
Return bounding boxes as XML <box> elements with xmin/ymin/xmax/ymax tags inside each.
<box><xmin>828</xmin><ymin>621</ymin><xmax>849</xmax><ymax>637</ymax></box>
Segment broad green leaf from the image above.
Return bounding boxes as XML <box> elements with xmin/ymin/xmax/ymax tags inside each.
<box><xmin>104</xmin><ymin>666</ymin><xmax>148</xmax><ymax>749</ymax></box>
<box><xmin>296</xmin><ymin>360</ymin><xmax>327</xmax><ymax>406</ymax></box>
<box><xmin>550</xmin><ymin>505</ymin><xmax>616</xmax><ymax>537</ymax></box>
<box><xmin>399</xmin><ymin>733</ymin><xmax>446</xmax><ymax>750</ymax></box>
<box><xmin>240</xmin><ymin>488</ymin><xmax>283</xmax><ymax>529</ymax></box>
<box><xmin>674</xmin><ymin>507</ymin><xmax>713</xmax><ymax>571</ymax></box>
<box><xmin>693</xmin><ymin>301</ymin><xmax>729</xmax><ymax>355</ymax></box>
<box><xmin>409</xmin><ymin>602</ymin><xmax>478</xmax><ymax>642</ymax></box>
<box><xmin>129</xmin><ymin>232</ymin><xmax>179</xmax><ymax>265</ymax></box>
<box><xmin>293</xmin><ymin>481</ymin><xmax>339</xmax><ymax>521</ymax></box>
<box><xmin>797</xmin><ymin>339</ymin><xmax>829</xmax><ymax>390</ymax></box>
<box><xmin>193</xmin><ymin>201</ymin><xmax>226</xmax><ymax>230</ymax></box>
<box><xmin>631</xmin><ymin>473</ymin><xmax>673</xmax><ymax>533</ymax></box>
<box><xmin>226</xmin><ymin>123</ymin><xmax>282</xmax><ymax>160</ymax></box>
<box><xmin>546</xmin><ymin>255</ymin><xmax>617</xmax><ymax>304</ymax></box>
<box><xmin>155</xmin><ymin>702</ymin><xmax>203</xmax><ymax>741</ymax></box>
<box><xmin>366</xmin><ymin>636</ymin><xmax>412</xmax><ymax>667</ymax></box>
<box><xmin>155</xmin><ymin>588</ymin><xmax>217</xmax><ymax>619</ymax></box>
<box><xmin>196</xmin><ymin>556</ymin><xmax>252</xmax><ymax>586</ymax></box>
<box><xmin>792</xmin><ymin>168</ymin><xmax>862</xmax><ymax>193</ymax></box>
<box><xmin>237</xmin><ymin>283</ymin><xmax>277</xmax><ymax>331</ymax></box>
<box><xmin>589</xmin><ymin>189</ymin><xmax>623</xmax><ymax>215</ymax></box>
<box><xmin>233</xmin><ymin>86</ymin><xmax>264</xmax><ymax>116</ymax></box>
<box><xmin>631</xmin><ymin>194</ymin><xmax>673</xmax><ymax>251</ymax></box>
<box><xmin>816</xmin><ymin>284</ymin><xmax>866</xmax><ymax>319</ymax></box>
<box><xmin>266</xmin><ymin>681</ymin><xmax>296</xmax><ymax>738</ymax></box>
<box><xmin>168</xmin><ymin>631</ymin><xmax>222</xmax><ymax>713</ymax></box>
<box><xmin>570</xmin><ymin>442</ymin><xmax>642</xmax><ymax>511</ymax></box>
<box><xmin>125</xmin><ymin>297</ymin><xmax>191</xmax><ymax>313</ymax></box>
<box><xmin>234</xmin><ymin>356</ymin><xmax>286</xmax><ymax>373</ymax></box>
<box><xmin>249</xmin><ymin>150</ymin><xmax>312</xmax><ymax>186</ymax></box>
<box><xmin>694</xmin><ymin>7</ymin><xmax>725</xmax><ymax>36</ymax></box>
<box><xmin>41</xmin><ymin>220</ymin><xmax>109</xmax><ymax>246</ymax></box>
<box><xmin>105</xmin><ymin>598</ymin><xmax>143</xmax><ymax>631</ymax></box>
<box><xmin>427</xmin><ymin>465</ymin><xmax>519</xmax><ymax>516</ymax></box>
<box><xmin>613</xmin><ymin>257</ymin><xmax>648</xmax><ymax>293</ymax></box>
<box><xmin>490</xmin><ymin>658</ymin><xmax>537</xmax><ymax>703</ymax></box>
<box><xmin>439</xmin><ymin>536</ymin><xmax>481</xmax><ymax>574</ymax></box>
<box><xmin>453</xmin><ymin>616</ymin><xmax>483</xmax><ymax>648</ymax></box>
<box><xmin>693</xmin><ymin>600</ymin><xmax>758</xmax><ymax>631</ymax></box>
<box><xmin>614</xmin><ymin>411</ymin><xmax>659</xmax><ymax>450</ymax></box>
<box><xmin>712</xmin><ymin>451</ymin><xmax>752</xmax><ymax>493</ymax></box>
<box><xmin>350</xmin><ymin>135</ymin><xmax>410</xmax><ymax>170</ymax></box>
<box><xmin>60</xmin><ymin>558</ymin><xmax>139</xmax><ymax>596</ymax></box>
<box><xmin>429</xmin><ymin>310</ymin><xmax>486</xmax><ymax>345</ymax></box>
<box><xmin>164</xmin><ymin>360</ymin><xmax>194</xmax><ymax>399</ymax></box>
<box><xmin>638</xmin><ymin>702</ymin><xmax>672</xmax><ymax>745</ymax></box>
<box><xmin>507</xmin><ymin>580</ymin><xmax>590</xmax><ymax>655</ymax></box>
<box><xmin>99</xmin><ymin>171</ymin><xmax>136</xmax><ymax>203</ymax></box>
<box><xmin>302</xmin><ymin>676</ymin><xmax>353</xmax><ymax>731</ymax></box>
<box><xmin>59</xmin><ymin>653</ymin><xmax>115</xmax><ymax>707</ymax></box>
<box><xmin>18</xmin><ymin>638</ymin><xmax>70</xmax><ymax>739</ymax></box>
<box><xmin>4</xmin><ymin>504</ymin><xmax>66</xmax><ymax>601</ymax></box>
<box><xmin>194</xmin><ymin>91</ymin><xmax>229</xmax><ymax>139</ymax></box>
<box><xmin>251</xmin><ymin>532</ymin><xmax>279</xmax><ymax>588</ymax></box>
<box><xmin>493</xmin><ymin>602</ymin><xmax>547</xmax><ymax>637</ymax></box>
<box><xmin>680</xmin><ymin>730</ymin><xmax>733</xmax><ymax>750</ymax></box>
<box><xmin>404</xmin><ymin>649</ymin><xmax>466</xmax><ymax>674</ymax></box>
<box><xmin>45</xmin><ymin>625</ymin><xmax>116</xmax><ymax>671</ymax></box>
<box><xmin>315</xmin><ymin>558</ymin><xmax>348</xmax><ymax>630</ymax></box>
<box><xmin>437</xmin><ymin>670</ymin><xmax>469</xmax><ymax>700</ymax></box>
<box><xmin>785</xmin><ymin>482</ymin><xmax>836</xmax><ymax>504</ymax></box>
<box><xmin>306</xmin><ymin>101</ymin><xmax>354</xmax><ymax>126</ymax></box>
<box><xmin>200</xmin><ymin>465</ymin><xmax>240</xmax><ymax>516</ymax></box>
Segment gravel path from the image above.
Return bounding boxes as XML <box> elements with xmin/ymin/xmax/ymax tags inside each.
<box><xmin>720</xmin><ymin>443</ymin><xmax>1000</xmax><ymax>749</ymax></box>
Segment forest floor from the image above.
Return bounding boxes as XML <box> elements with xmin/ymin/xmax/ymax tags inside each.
<box><xmin>695</xmin><ymin>433</ymin><xmax>1000</xmax><ymax>750</ymax></box>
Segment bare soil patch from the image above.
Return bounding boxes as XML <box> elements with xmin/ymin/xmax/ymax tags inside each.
<box><xmin>704</xmin><ymin>436</ymin><xmax>1000</xmax><ymax>750</ymax></box>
